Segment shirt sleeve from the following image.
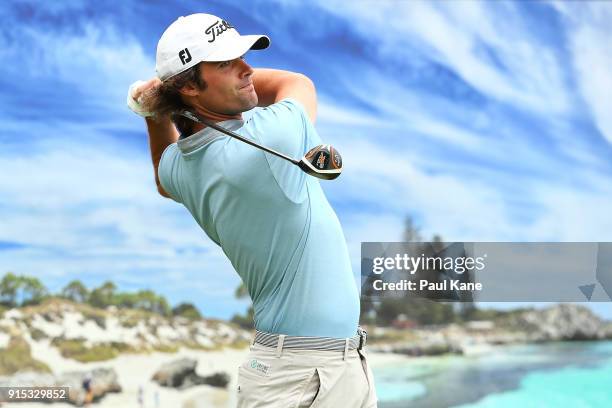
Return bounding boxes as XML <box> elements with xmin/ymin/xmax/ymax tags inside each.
<box><xmin>158</xmin><ymin>143</ymin><xmax>183</xmax><ymax>203</ymax></box>
<box><xmin>245</xmin><ymin>98</ymin><xmax>322</xmax><ymax>203</ymax></box>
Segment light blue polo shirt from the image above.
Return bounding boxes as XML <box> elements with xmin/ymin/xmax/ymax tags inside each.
<box><xmin>158</xmin><ymin>99</ymin><xmax>360</xmax><ymax>338</ymax></box>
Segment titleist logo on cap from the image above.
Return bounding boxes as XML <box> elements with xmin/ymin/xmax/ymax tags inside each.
<box><xmin>205</xmin><ymin>19</ymin><xmax>234</xmax><ymax>43</ymax></box>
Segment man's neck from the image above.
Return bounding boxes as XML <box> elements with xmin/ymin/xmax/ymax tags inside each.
<box><xmin>189</xmin><ymin>105</ymin><xmax>242</xmax><ymax>133</ymax></box>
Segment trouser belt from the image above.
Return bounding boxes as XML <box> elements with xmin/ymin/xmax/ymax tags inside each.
<box><xmin>253</xmin><ymin>327</ymin><xmax>368</xmax><ymax>352</ymax></box>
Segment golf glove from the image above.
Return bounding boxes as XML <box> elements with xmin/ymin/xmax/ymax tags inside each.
<box><xmin>127</xmin><ymin>80</ymin><xmax>154</xmax><ymax>118</ymax></box>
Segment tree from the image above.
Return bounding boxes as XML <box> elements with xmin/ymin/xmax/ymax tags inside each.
<box><xmin>88</xmin><ymin>281</ymin><xmax>117</xmax><ymax>308</ymax></box>
<box><xmin>0</xmin><ymin>273</ymin><xmax>20</xmax><ymax>307</ymax></box>
<box><xmin>61</xmin><ymin>280</ymin><xmax>89</xmax><ymax>303</ymax></box>
<box><xmin>403</xmin><ymin>216</ymin><xmax>422</xmax><ymax>243</ymax></box>
<box><xmin>114</xmin><ymin>292</ymin><xmax>137</xmax><ymax>309</ymax></box>
<box><xmin>172</xmin><ymin>302</ymin><xmax>201</xmax><ymax>319</ymax></box>
<box><xmin>20</xmin><ymin>276</ymin><xmax>48</xmax><ymax>306</ymax></box>
<box><xmin>0</xmin><ymin>273</ymin><xmax>48</xmax><ymax>307</ymax></box>
<box><xmin>133</xmin><ymin>290</ymin><xmax>170</xmax><ymax>316</ymax></box>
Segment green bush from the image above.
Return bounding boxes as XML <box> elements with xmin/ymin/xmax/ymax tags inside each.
<box><xmin>153</xmin><ymin>344</ymin><xmax>179</xmax><ymax>353</ymax></box>
<box><xmin>172</xmin><ymin>302</ymin><xmax>201</xmax><ymax>320</ymax></box>
<box><xmin>30</xmin><ymin>327</ymin><xmax>48</xmax><ymax>341</ymax></box>
<box><xmin>80</xmin><ymin>308</ymin><xmax>107</xmax><ymax>329</ymax></box>
<box><xmin>51</xmin><ymin>338</ymin><xmax>135</xmax><ymax>362</ymax></box>
<box><xmin>0</xmin><ymin>337</ymin><xmax>51</xmax><ymax>375</ymax></box>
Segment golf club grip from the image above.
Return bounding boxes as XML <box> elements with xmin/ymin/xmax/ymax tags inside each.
<box><xmin>178</xmin><ymin>110</ymin><xmax>298</xmax><ymax>165</ymax></box>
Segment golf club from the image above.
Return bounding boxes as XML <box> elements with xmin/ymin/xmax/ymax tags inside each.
<box><xmin>177</xmin><ymin>110</ymin><xmax>343</xmax><ymax>180</ymax></box>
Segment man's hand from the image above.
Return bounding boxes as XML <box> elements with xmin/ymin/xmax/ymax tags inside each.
<box><xmin>127</xmin><ymin>78</ymin><xmax>161</xmax><ymax>118</ymax></box>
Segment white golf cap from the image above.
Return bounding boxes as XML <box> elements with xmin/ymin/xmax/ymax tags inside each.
<box><xmin>156</xmin><ymin>13</ymin><xmax>270</xmax><ymax>81</ymax></box>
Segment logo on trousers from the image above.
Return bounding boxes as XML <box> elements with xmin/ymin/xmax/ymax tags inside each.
<box><xmin>179</xmin><ymin>48</ymin><xmax>192</xmax><ymax>65</ymax></box>
<box><xmin>249</xmin><ymin>359</ymin><xmax>271</xmax><ymax>375</ymax></box>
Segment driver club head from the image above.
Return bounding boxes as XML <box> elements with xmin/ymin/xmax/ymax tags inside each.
<box><xmin>297</xmin><ymin>144</ymin><xmax>343</xmax><ymax>180</ymax></box>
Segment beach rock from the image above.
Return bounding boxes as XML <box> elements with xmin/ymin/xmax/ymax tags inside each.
<box><xmin>202</xmin><ymin>372</ymin><xmax>230</xmax><ymax>388</ymax></box>
<box><xmin>517</xmin><ymin>304</ymin><xmax>605</xmax><ymax>341</ymax></box>
<box><xmin>0</xmin><ymin>368</ymin><xmax>120</xmax><ymax>406</ymax></box>
<box><xmin>152</xmin><ymin>358</ymin><xmax>230</xmax><ymax>389</ymax></box>
<box><xmin>57</xmin><ymin>368</ymin><xmax>121</xmax><ymax>406</ymax></box>
<box><xmin>152</xmin><ymin>358</ymin><xmax>197</xmax><ymax>387</ymax></box>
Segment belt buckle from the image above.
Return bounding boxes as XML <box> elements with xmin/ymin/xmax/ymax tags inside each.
<box><xmin>357</xmin><ymin>327</ymin><xmax>367</xmax><ymax>350</ymax></box>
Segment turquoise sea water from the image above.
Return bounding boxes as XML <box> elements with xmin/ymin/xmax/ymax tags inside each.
<box><xmin>374</xmin><ymin>341</ymin><xmax>612</xmax><ymax>408</ymax></box>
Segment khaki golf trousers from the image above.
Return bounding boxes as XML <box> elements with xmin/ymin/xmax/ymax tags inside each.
<box><xmin>236</xmin><ymin>342</ymin><xmax>378</xmax><ymax>407</ymax></box>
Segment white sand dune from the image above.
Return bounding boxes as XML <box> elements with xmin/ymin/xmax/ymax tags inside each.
<box><xmin>6</xmin><ymin>340</ymin><xmax>249</xmax><ymax>408</ymax></box>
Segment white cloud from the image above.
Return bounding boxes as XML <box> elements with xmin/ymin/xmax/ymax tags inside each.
<box><xmin>318</xmin><ymin>97</ymin><xmax>391</xmax><ymax>128</ymax></box>
<box><xmin>0</xmin><ymin>130</ymin><xmax>231</xmax><ymax>274</ymax></box>
<box><xmin>0</xmin><ymin>20</ymin><xmax>155</xmax><ymax>116</ymax></box>
<box><xmin>325</xmin><ymin>137</ymin><xmax>514</xmax><ymax>240</ymax></box>
<box><xmin>311</xmin><ymin>1</ymin><xmax>571</xmax><ymax>116</ymax></box>
<box><xmin>526</xmin><ymin>182</ymin><xmax>612</xmax><ymax>241</ymax></box>
<box><xmin>561</xmin><ymin>5</ymin><xmax>612</xmax><ymax>145</ymax></box>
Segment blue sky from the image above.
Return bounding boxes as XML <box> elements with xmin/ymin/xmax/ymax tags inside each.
<box><xmin>1</xmin><ymin>0</ymin><xmax>611</xmax><ymax>320</ymax></box>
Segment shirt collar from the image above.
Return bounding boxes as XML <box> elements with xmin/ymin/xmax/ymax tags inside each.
<box><xmin>177</xmin><ymin>119</ymin><xmax>244</xmax><ymax>154</ymax></box>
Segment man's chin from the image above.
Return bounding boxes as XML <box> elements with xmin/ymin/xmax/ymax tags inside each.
<box><xmin>226</xmin><ymin>95</ymin><xmax>258</xmax><ymax>115</ymax></box>
<box><xmin>241</xmin><ymin>95</ymin><xmax>258</xmax><ymax>112</ymax></box>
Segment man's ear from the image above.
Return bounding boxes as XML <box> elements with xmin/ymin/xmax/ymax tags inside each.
<box><xmin>179</xmin><ymin>81</ymin><xmax>200</xmax><ymax>97</ymax></box>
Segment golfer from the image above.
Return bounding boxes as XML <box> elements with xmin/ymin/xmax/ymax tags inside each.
<box><xmin>127</xmin><ymin>13</ymin><xmax>377</xmax><ymax>407</ymax></box>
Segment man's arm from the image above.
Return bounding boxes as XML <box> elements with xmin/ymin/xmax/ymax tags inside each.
<box><xmin>252</xmin><ymin>69</ymin><xmax>317</xmax><ymax>124</ymax></box>
<box><xmin>129</xmin><ymin>78</ymin><xmax>179</xmax><ymax>198</ymax></box>
<box><xmin>145</xmin><ymin>115</ymin><xmax>179</xmax><ymax>198</ymax></box>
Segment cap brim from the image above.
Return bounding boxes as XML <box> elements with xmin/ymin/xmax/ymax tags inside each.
<box><xmin>204</xmin><ymin>35</ymin><xmax>270</xmax><ymax>62</ymax></box>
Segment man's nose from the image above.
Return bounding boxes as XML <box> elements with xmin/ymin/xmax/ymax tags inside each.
<box><xmin>238</xmin><ymin>58</ymin><xmax>253</xmax><ymax>78</ymax></box>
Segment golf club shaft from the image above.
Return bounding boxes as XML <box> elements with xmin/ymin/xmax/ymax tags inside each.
<box><xmin>179</xmin><ymin>110</ymin><xmax>299</xmax><ymax>165</ymax></box>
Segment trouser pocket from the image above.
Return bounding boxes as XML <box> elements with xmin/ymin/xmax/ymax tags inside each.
<box><xmin>297</xmin><ymin>369</ymin><xmax>322</xmax><ymax>408</ymax></box>
<box><xmin>237</xmin><ymin>358</ymin><xmax>318</xmax><ymax>408</ymax></box>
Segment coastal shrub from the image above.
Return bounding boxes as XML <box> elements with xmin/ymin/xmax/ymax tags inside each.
<box><xmin>30</xmin><ymin>327</ymin><xmax>48</xmax><ymax>341</ymax></box>
<box><xmin>228</xmin><ymin>338</ymin><xmax>251</xmax><ymax>349</ymax></box>
<box><xmin>74</xmin><ymin>344</ymin><xmax>119</xmax><ymax>362</ymax></box>
<box><xmin>81</xmin><ymin>309</ymin><xmax>107</xmax><ymax>329</ymax></box>
<box><xmin>119</xmin><ymin>308</ymin><xmax>156</xmax><ymax>328</ymax></box>
<box><xmin>153</xmin><ymin>344</ymin><xmax>179</xmax><ymax>353</ymax></box>
<box><xmin>41</xmin><ymin>312</ymin><xmax>55</xmax><ymax>322</ymax></box>
<box><xmin>172</xmin><ymin>302</ymin><xmax>202</xmax><ymax>320</ymax></box>
<box><xmin>51</xmin><ymin>338</ymin><xmax>136</xmax><ymax>362</ymax></box>
<box><xmin>121</xmin><ymin>316</ymin><xmax>140</xmax><ymax>328</ymax></box>
<box><xmin>90</xmin><ymin>314</ymin><xmax>107</xmax><ymax>329</ymax></box>
<box><xmin>0</xmin><ymin>336</ymin><xmax>51</xmax><ymax>375</ymax></box>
